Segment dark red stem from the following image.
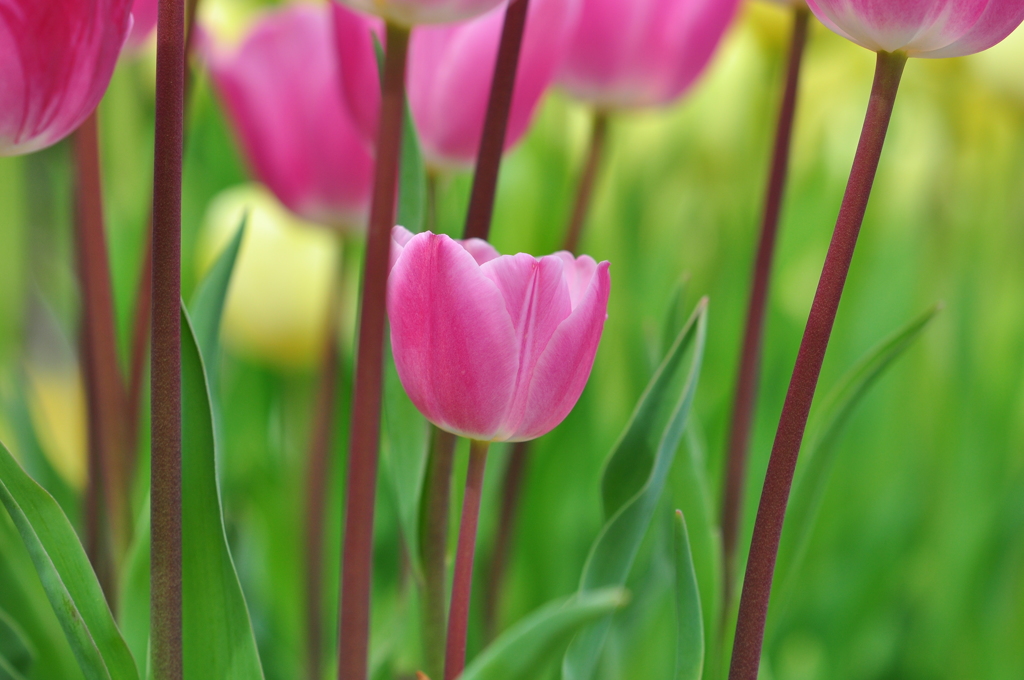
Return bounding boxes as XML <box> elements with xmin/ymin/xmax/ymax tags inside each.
<box><xmin>151</xmin><ymin>0</ymin><xmax>186</xmax><ymax>676</ymax></box>
<box><xmin>721</xmin><ymin>5</ymin><xmax>810</xmax><ymax>614</ymax></box>
<box><xmin>462</xmin><ymin>0</ymin><xmax>531</xmax><ymax>241</ymax></box>
<box><xmin>336</xmin><ymin>23</ymin><xmax>410</xmax><ymax>680</ymax></box>
<box><xmin>482</xmin><ymin>440</ymin><xmax>529</xmax><ymax>640</ymax></box>
<box><xmin>73</xmin><ymin>113</ymin><xmax>130</xmax><ymax>566</ymax></box>
<box><xmin>561</xmin><ymin>111</ymin><xmax>608</xmax><ymax>254</ymax></box>
<box><xmin>444</xmin><ymin>440</ymin><xmax>490</xmax><ymax>680</ymax></box>
<box><xmin>419</xmin><ymin>426</ymin><xmax>458</xmax><ymax>680</ymax></box>
<box><xmin>727</xmin><ymin>51</ymin><xmax>907</xmax><ymax>680</ymax></box>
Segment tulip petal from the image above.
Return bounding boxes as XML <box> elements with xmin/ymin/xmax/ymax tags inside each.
<box><xmin>331</xmin><ymin>1</ymin><xmax>383</xmax><ymax>144</ymax></box>
<box><xmin>510</xmin><ymin>261</ymin><xmax>610</xmax><ymax>441</ymax></box>
<box><xmin>388</xmin><ymin>232</ymin><xmax>519</xmax><ymax>440</ymax></box>
<box><xmin>553</xmin><ymin>252</ymin><xmax>599</xmax><ymax>309</ymax></box>
<box><xmin>462</xmin><ymin>238</ymin><xmax>502</xmax><ymax>265</ymax></box>
<box><xmin>481</xmin><ymin>253</ymin><xmax>573</xmax><ymax>439</ymax></box>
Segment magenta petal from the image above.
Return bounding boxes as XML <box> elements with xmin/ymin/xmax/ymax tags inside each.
<box><xmin>388</xmin><ymin>232</ymin><xmax>519</xmax><ymax>440</ymax></box>
<box><xmin>480</xmin><ymin>253</ymin><xmax>573</xmax><ymax>439</ymax></box>
<box><xmin>461</xmin><ymin>238</ymin><xmax>502</xmax><ymax>265</ymax></box>
<box><xmin>389</xmin><ymin>225</ymin><xmax>417</xmax><ymax>273</ymax></box>
<box><xmin>926</xmin><ymin>0</ymin><xmax>1024</xmax><ymax>57</ymax></box>
<box><xmin>331</xmin><ymin>1</ymin><xmax>383</xmax><ymax>144</ymax></box>
<box><xmin>511</xmin><ymin>260</ymin><xmax>611</xmax><ymax>441</ymax></box>
<box><xmin>552</xmin><ymin>252</ymin><xmax>599</xmax><ymax>308</ymax></box>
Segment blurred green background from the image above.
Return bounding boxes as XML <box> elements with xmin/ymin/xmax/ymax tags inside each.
<box><xmin>2</xmin><ymin>1</ymin><xmax>1024</xmax><ymax>678</ymax></box>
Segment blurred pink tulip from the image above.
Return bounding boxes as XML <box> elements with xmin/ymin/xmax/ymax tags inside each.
<box><xmin>0</xmin><ymin>0</ymin><xmax>133</xmax><ymax>156</ymax></box>
<box><xmin>556</xmin><ymin>0</ymin><xmax>741</xmax><ymax>110</ymax></box>
<box><xmin>388</xmin><ymin>226</ymin><xmax>610</xmax><ymax>442</ymax></box>
<box><xmin>407</xmin><ymin>0</ymin><xmax>580</xmax><ymax>168</ymax></box>
<box><xmin>331</xmin><ymin>1</ymin><xmax>384</xmax><ymax>144</ymax></box>
<box><xmin>807</xmin><ymin>0</ymin><xmax>1024</xmax><ymax>57</ymax></box>
<box><xmin>202</xmin><ymin>4</ymin><xmax>374</xmax><ymax>230</ymax></box>
<box><xmin>126</xmin><ymin>0</ymin><xmax>158</xmax><ymax>49</ymax></box>
<box><xmin>338</xmin><ymin>0</ymin><xmax>507</xmax><ymax>27</ymax></box>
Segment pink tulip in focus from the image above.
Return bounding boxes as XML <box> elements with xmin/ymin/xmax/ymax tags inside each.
<box><xmin>126</xmin><ymin>0</ymin><xmax>158</xmax><ymax>49</ymax></box>
<box><xmin>556</xmin><ymin>0</ymin><xmax>741</xmax><ymax>110</ymax></box>
<box><xmin>388</xmin><ymin>226</ymin><xmax>611</xmax><ymax>442</ymax></box>
<box><xmin>202</xmin><ymin>4</ymin><xmax>374</xmax><ymax>230</ymax></box>
<box><xmin>807</xmin><ymin>0</ymin><xmax>1024</xmax><ymax>57</ymax></box>
<box><xmin>0</xmin><ymin>0</ymin><xmax>133</xmax><ymax>156</ymax></box>
<box><xmin>407</xmin><ymin>0</ymin><xmax>580</xmax><ymax>169</ymax></box>
<box><xmin>338</xmin><ymin>0</ymin><xmax>507</xmax><ymax>27</ymax></box>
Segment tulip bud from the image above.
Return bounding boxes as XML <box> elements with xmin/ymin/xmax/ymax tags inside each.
<box><xmin>337</xmin><ymin>0</ymin><xmax>508</xmax><ymax>28</ymax></box>
<box><xmin>202</xmin><ymin>4</ymin><xmax>374</xmax><ymax>231</ymax></box>
<box><xmin>387</xmin><ymin>227</ymin><xmax>610</xmax><ymax>442</ymax></box>
<box><xmin>0</xmin><ymin>0</ymin><xmax>133</xmax><ymax>156</ymax></box>
<box><xmin>807</xmin><ymin>0</ymin><xmax>1024</xmax><ymax>58</ymax></box>
<box><xmin>198</xmin><ymin>185</ymin><xmax>339</xmax><ymax>371</ymax></box>
<box><xmin>407</xmin><ymin>0</ymin><xmax>580</xmax><ymax>169</ymax></box>
<box><xmin>556</xmin><ymin>0</ymin><xmax>741</xmax><ymax>110</ymax></box>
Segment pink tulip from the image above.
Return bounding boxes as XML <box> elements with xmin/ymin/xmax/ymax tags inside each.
<box><xmin>202</xmin><ymin>4</ymin><xmax>374</xmax><ymax>230</ymax></box>
<box><xmin>388</xmin><ymin>226</ymin><xmax>611</xmax><ymax>442</ymax></box>
<box><xmin>338</xmin><ymin>0</ymin><xmax>507</xmax><ymax>27</ymax></box>
<box><xmin>331</xmin><ymin>2</ymin><xmax>384</xmax><ymax>145</ymax></box>
<box><xmin>556</xmin><ymin>0</ymin><xmax>741</xmax><ymax>110</ymax></box>
<box><xmin>407</xmin><ymin>0</ymin><xmax>580</xmax><ymax>168</ymax></box>
<box><xmin>807</xmin><ymin>0</ymin><xmax>1024</xmax><ymax>57</ymax></box>
<box><xmin>126</xmin><ymin>0</ymin><xmax>158</xmax><ymax>49</ymax></box>
<box><xmin>0</xmin><ymin>0</ymin><xmax>133</xmax><ymax>156</ymax></box>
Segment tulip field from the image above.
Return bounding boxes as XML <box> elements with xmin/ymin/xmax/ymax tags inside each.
<box><xmin>3</xmin><ymin>1</ymin><xmax>1024</xmax><ymax>679</ymax></box>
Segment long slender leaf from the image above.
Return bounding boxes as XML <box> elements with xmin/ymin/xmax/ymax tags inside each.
<box><xmin>189</xmin><ymin>213</ymin><xmax>246</xmax><ymax>375</ymax></box>
<box><xmin>0</xmin><ymin>607</ymin><xmax>33</xmax><ymax>676</ymax></box>
<box><xmin>770</xmin><ymin>304</ymin><xmax>942</xmax><ymax>627</ymax></box>
<box><xmin>181</xmin><ymin>306</ymin><xmax>265</xmax><ymax>679</ymax></box>
<box><xmin>0</xmin><ymin>441</ymin><xmax>138</xmax><ymax>680</ymax></box>
<box><xmin>117</xmin><ymin>496</ymin><xmax>150</xmax><ymax>673</ymax></box>
<box><xmin>673</xmin><ymin>511</ymin><xmax>703</xmax><ymax>680</ymax></box>
<box><xmin>461</xmin><ymin>589</ymin><xmax>628</xmax><ymax>680</ymax></box>
<box><xmin>563</xmin><ymin>299</ymin><xmax>708</xmax><ymax>680</ymax></box>
<box><xmin>0</xmin><ymin>653</ymin><xmax>28</xmax><ymax>680</ymax></box>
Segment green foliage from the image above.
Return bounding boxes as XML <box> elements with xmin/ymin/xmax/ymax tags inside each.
<box><xmin>0</xmin><ymin>442</ymin><xmax>138</xmax><ymax>680</ymax></box>
<box><xmin>0</xmin><ymin>607</ymin><xmax>34</xmax><ymax>677</ymax></box>
<box><xmin>563</xmin><ymin>300</ymin><xmax>708</xmax><ymax>680</ymax></box>
<box><xmin>180</xmin><ymin>306</ymin><xmax>265</xmax><ymax>679</ymax></box>
<box><xmin>673</xmin><ymin>511</ymin><xmax>704</xmax><ymax>680</ymax></box>
<box><xmin>461</xmin><ymin>589</ymin><xmax>628</xmax><ymax>680</ymax></box>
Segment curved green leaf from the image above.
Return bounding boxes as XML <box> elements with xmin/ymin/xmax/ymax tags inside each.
<box><xmin>0</xmin><ymin>441</ymin><xmax>138</xmax><ymax>680</ymax></box>
<box><xmin>461</xmin><ymin>589</ymin><xmax>628</xmax><ymax>680</ymax></box>
<box><xmin>0</xmin><ymin>607</ymin><xmax>33</xmax><ymax>676</ymax></box>
<box><xmin>563</xmin><ymin>300</ymin><xmax>708</xmax><ymax>680</ymax></box>
<box><xmin>181</xmin><ymin>306</ymin><xmax>265</xmax><ymax>679</ymax></box>
<box><xmin>117</xmin><ymin>496</ymin><xmax>150</xmax><ymax>673</ymax></box>
<box><xmin>673</xmin><ymin>511</ymin><xmax>703</xmax><ymax>680</ymax></box>
<box><xmin>0</xmin><ymin>653</ymin><xmax>27</xmax><ymax>680</ymax></box>
<box><xmin>770</xmin><ymin>304</ymin><xmax>942</xmax><ymax>628</ymax></box>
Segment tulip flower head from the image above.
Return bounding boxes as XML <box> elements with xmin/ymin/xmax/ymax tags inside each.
<box><xmin>202</xmin><ymin>3</ymin><xmax>374</xmax><ymax>230</ymax></box>
<box><xmin>388</xmin><ymin>227</ymin><xmax>611</xmax><ymax>442</ymax></box>
<box><xmin>407</xmin><ymin>0</ymin><xmax>580</xmax><ymax>169</ymax></box>
<box><xmin>556</xmin><ymin>0</ymin><xmax>742</xmax><ymax>110</ymax></box>
<box><xmin>126</xmin><ymin>0</ymin><xmax>159</xmax><ymax>49</ymax></box>
<box><xmin>806</xmin><ymin>0</ymin><xmax>1024</xmax><ymax>57</ymax></box>
<box><xmin>338</xmin><ymin>0</ymin><xmax>507</xmax><ymax>27</ymax></box>
<box><xmin>0</xmin><ymin>0</ymin><xmax>133</xmax><ymax>155</ymax></box>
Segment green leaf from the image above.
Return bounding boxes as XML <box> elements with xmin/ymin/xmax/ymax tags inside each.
<box><xmin>382</xmin><ymin>340</ymin><xmax>430</xmax><ymax>574</ymax></box>
<box><xmin>397</xmin><ymin>103</ymin><xmax>426</xmax><ymax>232</ymax></box>
<box><xmin>770</xmin><ymin>304</ymin><xmax>942</xmax><ymax>626</ymax></box>
<box><xmin>0</xmin><ymin>607</ymin><xmax>34</xmax><ymax>676</ymax></box>
<box><xmin>0</xmin><ymin>441</ymin><xmax>138</xmax><ymax>680</ymax></box>
<box><xmin>188</xmin><ymin>213</ymin><xmax>246</xmax><ymax>385</ymax></box>
<box><xmin>461</xmin><ymin>589</ymin><xmax>628</xmax><ymax>680</ymax></box>
<box><xmin>563</xmin><ymin>299</ymin><xmax>709</xmax><ymax>680</ymax></box>
<box><xmin>0</xmin><ymin>653</ymin><xmax>28</xmax><ymax>680</ymax></box>
<box><xmin>117</xmin><ymin>496</ymin><xmax>150</xmax><ymax>673</ymax></box>
<box><xmin>181</xmin><ymin>305</ymin><xmax>265</xmax><ymax>679</ymax></box>
<box><xmin>673</xmin><ymin>511</ymin><xmax>703</xmax><ymax>680</ymax></box>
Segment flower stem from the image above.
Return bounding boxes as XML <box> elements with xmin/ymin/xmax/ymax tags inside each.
<box><xmin>482</xmin><ymin>440</ymin><xmax>529</xmax><ymax>641</ymax></box>
<box><xmin>462</xmin><ymin>0</ymin><xmax>531</xmax><ymax>241</ymax></box>
<box><xmin>727</xmin><ymin>50</ymin><xmax>907</xmax><ymax>680</ymax></box>
<box><xmin>73</xmin><ymin>112</ymin><xmax>130</xmax><ymax>575</ymax></box>
<box><xmin>151</xmin><ymin>0</ymin><xmax>187</xmax><ymax>677</ymax></box>
<box><xmin>337</xmin><ymin>22</ymin><xmax>410</xmax><ymax>680</ymax></box>
<box><xmin>419</xmin><ymin>426</ymin><xmax>458</xmax><ymax>680</ymax></box>
<box><xmin>721</xmin><ymin>5</ymin><xmax>810</xmax><ymax>618</ymax></box>
<box><xmin>306</xmin><ymin>236</ymin><xmax>346</xmax><ymax>680</ymax></box>
<box><xmin>561</xmin><ymin>111</ymin><xmax>608</xmax><ymax>254</ymax></box>
<box><xmin>444</xmin><ymin>440</ymin><xmax>490</xmax><ymax>680</ymax></box>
